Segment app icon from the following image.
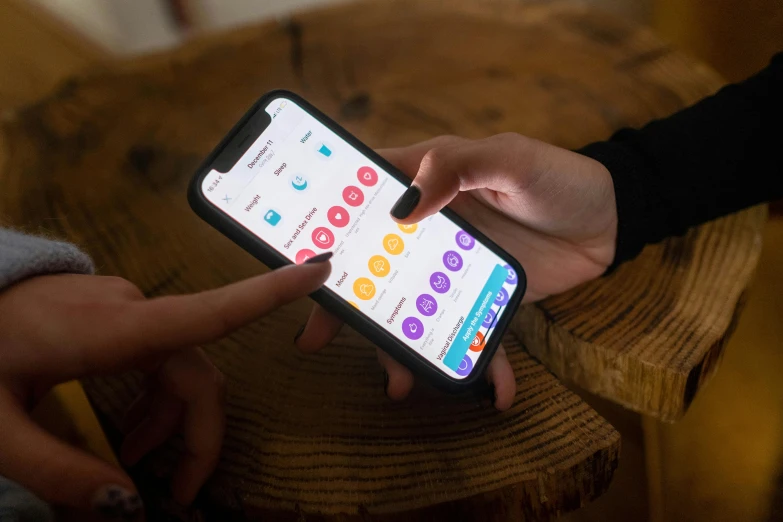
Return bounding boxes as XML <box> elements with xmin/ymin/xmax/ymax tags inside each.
<box><xmin>357</xmin><ymin>166</ymin><xmax>378</xmax><ymax>187</ymax></box>
<box><xmin>311</xmin><ymin>227</ymin><xmax>335</xmax><ymax>249</ymax></box>
<box><xmin>402</xmin><ymin>317</ymin><xmax>424</xmax><ymax>340</ymax></box>
<box><xmin>383</xmin><ymin>233</ymin><xmax>405</xmax><ymax>255</ymax></box>
<box><xmin>455</xmin><ymin>355</ymin><xmax>473</xmax><ymax>377</ymax></box>
<box><xmin>429</xmin><ymin>272</ymin><xmax>451</xmax><ymax>294</ymax></box>
<box><xmin>443</xmin><ymin>250</ymin><xmax>463</xmax><ymax>271</ymax></box>
<box><xmin>455</xmin><ymin>230</ymin><xmax>475</xmax><ymax>250</ymax></box>
<box><xmin>482</xmin><ymin>308</ymin><xmax>496</xmax><ymax>328</ymax></box>
<box><xmin>494</xmin><ymin>287</ymin><xmax>509</xmax><ymax>306</ymax></box>
<box><xmin>416</xmin><ymin>294</ymin><xmax>438</xmax><ymax>317</ymax></box>
<box><xmin>469</xmin><ymin>331</ymin><xmax>486</xmax><ymax>352</ymax></box>
<box><xmin>368</xmin><ymin>254</ymin><xmax>391</xmax><ymax>277</ymax></box>
<box><xmin>316</xmin><ymin>142</ymin><xmax>333</xmax><ymax>158</ymax></box>
<box><xmin>503</xmin><ymin>264</ymin><xmax>518</xmax><ymax>284</ymax></box>
<box><xmin>342</xmin><ymin>186</ymin><xmax>365</xmax><ymax>207</ymax></box>
<box><xmin>290</xmin><ymin>173</ymin><xmax>309</xmax><ymax>191</ymax></box>
<box><xmin>353</xmin><ymin>277</ymin><xmax>376</xmax><ymax>301</ymax></box>
<box><xmin>348</xmin><ymin>301</ymin><xmax>359</xmax><ymax>309</ymax></box>
<box><xmin>264</xmin><ymin>209</ymin><xmax>282</xmax><ymax>226</ymax></box>
<box><xmin>398</xmin><ymin>223</ymin><xmax>418</xmax><ymax>234</ymax></box>
<box><xmin>327</xmin><ymin>205</ymin><xmax>350</xmax><ymax>228</ymax></box>
<box><xmin>295</xmin><ymin>248</ymin><xmax>317</xmax><ymax>264</ymax></box>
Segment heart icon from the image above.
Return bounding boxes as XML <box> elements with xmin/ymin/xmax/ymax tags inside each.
<box><xmin>327</xmin><ymin>206</ymin><xmax>350</xmax><ymax>228</ymax></box>
<box><xmin>311</xmin><ymin>227</ymin><xmax>335</xmax><ymax>248</ymax></box>
<box><xmin>383</xmin><ymin>233</ymin><xmax>405</xmax><ymax>255</ymax></box>
<box><xmin>357</xmin><ymin>166</ymin><xmax>378</xmax><ymax>187</ymax></box>
<box><xmin>353</xmin><ymin>277</ymin><xmax>376</xmax><ymax>301</ymax></box>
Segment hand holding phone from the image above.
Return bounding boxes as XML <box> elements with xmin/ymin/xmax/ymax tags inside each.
<box><xmin>295</xmin><ymin>136</ymin><xmax>618</xmax><ymax>408</ymax></box>
<box><xmin>189</xmin><ymin>91</ymin><xmax>616</xmax><ymax>408</ymax></box>
<box><xmin>190</xmin><ymin>91</ymin><xmax>525</xmax><ymax>394</ymax></box>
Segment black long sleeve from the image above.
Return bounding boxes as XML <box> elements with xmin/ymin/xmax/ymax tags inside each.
<box><xmin>579</xmin><ymin>52</ymin><xmax>783</xmax><ymax>269</ymax></box>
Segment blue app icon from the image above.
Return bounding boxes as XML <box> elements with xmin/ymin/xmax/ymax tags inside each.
<box><xmin>291</xmin><ymin>174</ymin><xmax>308</xmax><ymax>191</ymax></box>
<box><xmin>317</xmin><ymin>143</ymin><xmax>332</xmax><ymax>158</ymax></box>
<box><xmin>264</xmin><ymin>209</ymin><xmax>282</xmax><ymax>226</ymax></box>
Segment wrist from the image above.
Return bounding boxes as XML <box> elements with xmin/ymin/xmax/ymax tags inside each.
<box><xmin>576</xmin><ymin>140</ymin><xmax>652</xmax><ymax>272</ymax></box>
<box><xmin>0</xmin><ymin>229</ymin><xmax>94</xmax><ymax>293</ymax></box>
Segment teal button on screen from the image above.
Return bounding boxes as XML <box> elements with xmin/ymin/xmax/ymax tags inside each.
<box><xmin>443</xmin><ymin>264</ymin><xmax>508</xmax><ymax>371</ymax></box>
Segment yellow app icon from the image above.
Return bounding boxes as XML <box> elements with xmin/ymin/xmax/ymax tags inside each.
<box><xmin>398</xmin><ymin>223</ymin><xmax>418</xmax><ymax>234</ymax></box>
<box><xmin>383</xmin><ymin>233</ymin><xmax>405</xmax><ymax>255</ymax></box>
<box><xmin>348</xmin><ymin>301</ymin><xmax>359</xmax><ymax>309</ymax></box>
<box><xmin>353</xmin><ymin>277</ymin><xmax>376</xmax><ymax>300</ymax></box>
<box><xmin>368</xmin><ymin>255</ymin><xmax>391</xmax><ymax>277</ymax></box>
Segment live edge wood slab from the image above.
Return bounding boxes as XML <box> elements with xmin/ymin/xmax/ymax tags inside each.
<box><xmin>0</xmin><ymin>0</ymin><xmax>763</xmax><ymax>519</ymax></box>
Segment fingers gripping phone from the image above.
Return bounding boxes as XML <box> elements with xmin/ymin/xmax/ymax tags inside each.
<box><xmin>188</xmin><ymin>91</ymin><xmax>526</xmax><ymax>390</ymax></box>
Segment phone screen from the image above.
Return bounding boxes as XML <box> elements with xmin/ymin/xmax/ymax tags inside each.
<box><xmin>200</xmin><ymin>97</ymin><xmax>520</xmax><ymax>380</ymax></box>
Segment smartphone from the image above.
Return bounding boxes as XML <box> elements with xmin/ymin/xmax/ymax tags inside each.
<box><xmin>188</xmin><ymin>90</ymin><xmax>526</xmax><ymax>390</ymax></box>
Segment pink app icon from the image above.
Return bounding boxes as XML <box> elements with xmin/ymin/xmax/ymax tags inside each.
<box><xmin>357</xmin><ymin>166</ymin><xmax>378</xmax><ymax>187</ymax></box>
<box><xmin>327</xmin><ymin>205</ymin><xmax>350</xmax><ymax>228</ymax></box>
<box><xmin>342</xmin><ymin>186</ymin><xmax>365</xmax><ymax>207</ymax></box>
<box><xmin>312</xmin><ymin>227</ymin><xmax>335</xmax><ymax>249</ymax></box>
<box><xmin>295</xmin><ymin>249</ymin><xmax>317</xmax><ymax>264</ymax></box>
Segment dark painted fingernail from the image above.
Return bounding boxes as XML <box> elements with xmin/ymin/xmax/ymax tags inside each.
<box><xmin>304</xmin><ymin>251</ymin><xmax>333</xmax><ymax>264</ymax></box>
<box><xmin>294</xmin><ymin>324</ymin><xmax>305</xmax><ymax>343</ymax></box>
<box><xmin>92</xmin><ymin>485</ymin><xmax>144</xmax><ymax>521</ymax></box>
<box><xmin>383</xmin><ymin>371</ymin><xmax>390</xmax><ymax>396</ymax></box>
<box><xmin>391</xmin><ymin>186</ymin><xmax>421</xmax><ymax>219</ymax></box>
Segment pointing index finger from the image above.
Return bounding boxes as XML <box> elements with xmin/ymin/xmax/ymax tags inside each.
<box><xmin>105</xmin><ymin>262</ymin><xmax>331</xmax><ymax>366</ymax></box>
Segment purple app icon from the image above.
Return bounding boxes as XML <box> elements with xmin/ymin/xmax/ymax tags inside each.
<box><xmin>455</xmin><ymin>230</ymin><xmax>475</xmax><ymax>251</ymax></box>
<box><xmin>503</xmin><ymin>264</ymin><xmax>518</xmax><ymax>284</ymax></box>
<box><xmin>494</xmin><ymin>287</ymin><xmax>509</xmax><ymax>306</ymax></box>
<box><xmin>482</xmin><ymin>308</ymin><xmax>497</xmax><ymax>328</ymax></box>
<box><xmin>402</xmin><ymin>317</ymin><xmax>424</xmax><ymax>340</ymax></box>
<box><xmin>443</xmin><ymin>251</ymin><xmax>463</xmax><ymax>272</ymax></box>
<box><xmin>455</xmin><ymin>355</ymin><xmax>474</xmax><ymax>377</ymax></box>
<box><xmin>429</xmin><ymin>272</ymin><xmax>451</xmax><ymax>294</ymax></box>
<box><xmin>416</xmin><ymin>294</ymin><xmax>438</xmax><ymax>316</ymax></box>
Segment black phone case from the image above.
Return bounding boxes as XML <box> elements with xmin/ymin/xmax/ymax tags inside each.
<box><xmin>188</xmin><ymin>90</ymin><xmax>526</xmax><ymax>392</ymax></box>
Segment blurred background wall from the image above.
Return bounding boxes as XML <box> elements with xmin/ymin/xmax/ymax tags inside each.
<box><xmin>3</xmin><ymin>0</ymin><xmax>780</xmax><ymax>108</ymax></box>
<box><xmin>26</xmin><ymin>0</ymin><xmax>653</xmax><ymax>55</ymax></box>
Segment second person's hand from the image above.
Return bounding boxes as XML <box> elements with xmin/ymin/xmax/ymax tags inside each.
<box><xmin>0</xmin><ymin>257</ymin><xmax>332</xmax><ymax>517</ymax></box>
<box><xmin>296</xmin><ymin>134</ymin><xmax>617</xmax><ymax>409</ymax></box>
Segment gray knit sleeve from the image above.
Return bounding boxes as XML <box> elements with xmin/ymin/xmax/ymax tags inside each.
<box><xmin>0</xmin><ymin>228</ymin><xmax>95</xmax><ymax>291</ymax></box>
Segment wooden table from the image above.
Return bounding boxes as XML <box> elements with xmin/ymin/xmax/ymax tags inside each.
<box><xmin>0</xmin><ymin>0</ymin><xmax>764</xmax><ymax>519</ymax></box>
